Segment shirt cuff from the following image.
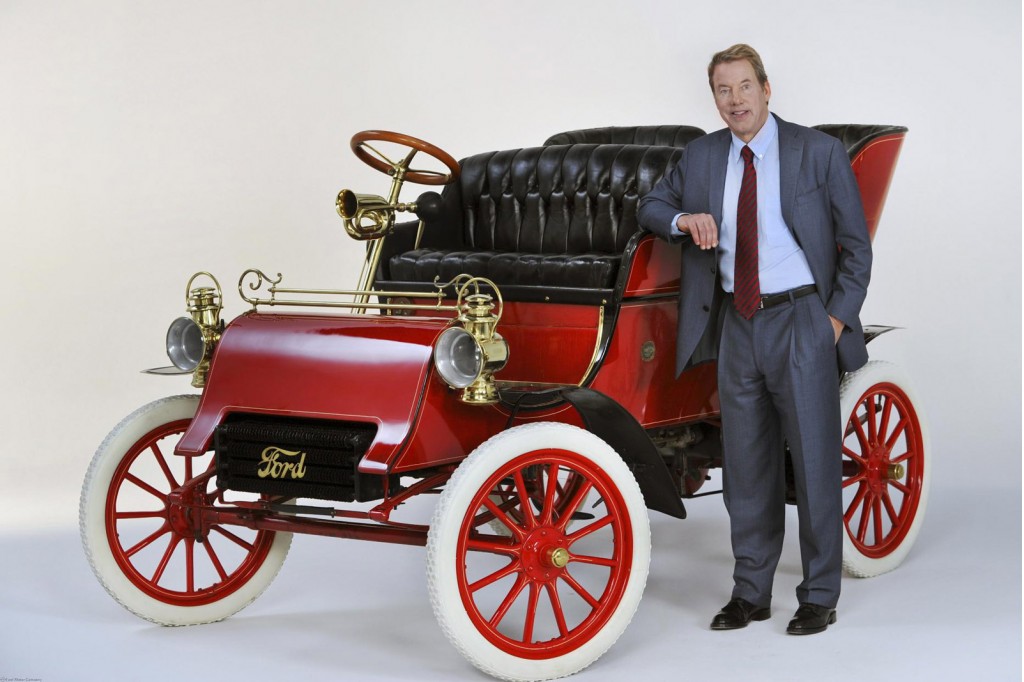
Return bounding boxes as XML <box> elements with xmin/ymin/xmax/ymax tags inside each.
<box><xmin>671</xmin><ymin>212</ymin><xmax>686</xmax><ymax>236</ymax></box>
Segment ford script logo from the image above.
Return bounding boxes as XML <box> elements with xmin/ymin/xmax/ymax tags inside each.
<box><xmin>256</xmin><ymin>446</ymin><xmax>308</xmax><ymax>479</ymax></box>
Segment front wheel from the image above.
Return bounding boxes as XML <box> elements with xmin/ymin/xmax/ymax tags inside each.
<box><xmin>427</xmin><ymin>423</ymin><xmax>651</xmax><ymax>682</ymax></box>
<box><xmin>80</xmin><ymin>395</ymin><xmax>292</xmax><ymax>625</ymax></box>
<box><xmin>839</xmin><ymin>361</ymin><xmax>930</xmax><ymax>578</ymax></box>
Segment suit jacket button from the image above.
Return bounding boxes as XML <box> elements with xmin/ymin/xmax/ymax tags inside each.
<box><xmin>710</xmin><ymin>267</ymin><xmax>716</xmax><ymax>274</ymax></box>
<box><xmin>702</xmin><ymin>304</ymin><xmax>710</xmax><ymax>312</ymax></box>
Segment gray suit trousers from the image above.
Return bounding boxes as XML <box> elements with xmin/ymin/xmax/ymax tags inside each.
<box><xmin>718</xmin><ymin>291</ymin><xmax>843</xmax><ymax>609</ymax></box>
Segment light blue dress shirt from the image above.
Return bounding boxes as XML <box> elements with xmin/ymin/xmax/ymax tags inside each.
<box><xmin>674</xmin><ymin>114</ymin><xmax>815</xmax><ymax>295</ymax></box>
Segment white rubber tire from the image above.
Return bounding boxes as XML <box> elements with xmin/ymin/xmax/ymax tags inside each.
<box><xmin>839</xmin><ymin>361</ymin><xmax>930</xmax><ymax>578</ymax></box>
<box><xmin>427</xmin><ymin>422</ymin><xmax>651</xmax><ymax>682</ymax></box>
<box><xmin>80</xmin><ymin>395</ymin><xmax>292</xmax><ymax>625</ymax></box>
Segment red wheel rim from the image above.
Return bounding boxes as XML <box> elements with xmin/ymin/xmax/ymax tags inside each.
<box><xmin>841</xmin><ymin>382</ymin><xmax>924</xmax><ymax>558</ymax></box>
<box><xmin>456</xmin><ymin>449</ymin><xmax>633</xmax><ymax>659</ymax></box>
<box><xmin>104</xmin><ymin>419</ymin><xmax>277</xmax><ymax>606</ymax></box>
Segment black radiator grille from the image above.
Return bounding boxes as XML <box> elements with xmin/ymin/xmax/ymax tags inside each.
<box><xmin>215</xmin><ymin>415</ymin><xmax>386</xmax><ymax>502</ymax></box>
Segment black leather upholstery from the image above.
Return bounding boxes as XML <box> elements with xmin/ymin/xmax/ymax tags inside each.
<box><xmin>544</xmin><ymin>125</ymin><xmax>705</xmax><ymax>148</ymax></box>
<box><xmin>382</xmin><ymin>143</ymin><xmax>684</xmax><ymax>298</ymax></box>
<box><xmin>379</xmin><ymin>123</ymin><xmax>903</xmax><ymax>302</ymax></box>
<box><xmin>812</xmin><ymin>124</ymin><xmax>909</xmax><ymax>158</ymax></box>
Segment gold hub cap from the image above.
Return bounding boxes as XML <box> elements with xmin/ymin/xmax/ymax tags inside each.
<box><xmin>548</xmin><ymin>547</ymin><xmax>570</xmax><ymax>569</ymax></box>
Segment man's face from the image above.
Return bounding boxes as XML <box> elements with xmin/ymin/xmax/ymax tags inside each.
<box><xmin>711</xmin><ymin>59</ymin><xmax>771</xmax><ymax>143</ymax></box>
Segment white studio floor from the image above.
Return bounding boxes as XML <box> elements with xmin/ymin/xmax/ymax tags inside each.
<box><xmin>1</xmin><ymin>483</ymin><xmax>1019</xmax><ymax>682</ymax></box>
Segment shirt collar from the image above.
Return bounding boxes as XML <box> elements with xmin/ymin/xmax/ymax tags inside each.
<box><xmin>730</xmin><ymin>112</ymin><xmax>776</xmax><ymax>162</ymax></box>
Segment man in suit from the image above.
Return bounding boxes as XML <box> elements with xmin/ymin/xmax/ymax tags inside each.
<box><xmin>638</xmin><ymin>44</ymin><xmax>872</xmax><ymax>635</ymax></box>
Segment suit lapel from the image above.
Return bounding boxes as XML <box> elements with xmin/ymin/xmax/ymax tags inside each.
<box><xmin>708</xmin><ymin>131</ymin><xmax>730</xmax><ymax>224</ymax></box>
<box><xmin>777</xmin><ymin>115</ymin><xmax>802</xmax><ymax>230</ymax></box>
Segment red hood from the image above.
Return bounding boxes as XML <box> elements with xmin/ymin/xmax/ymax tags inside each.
<box><xmin>175</xmin><ymin>311</ymin><xmax>452</xmax><ymax>465</ymax></box>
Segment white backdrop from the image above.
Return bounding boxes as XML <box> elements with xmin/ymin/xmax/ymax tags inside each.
<box><xmin>0</xmin><ymin>0</ymin><xmax>1020</xmax><ymax>680</ymax></box>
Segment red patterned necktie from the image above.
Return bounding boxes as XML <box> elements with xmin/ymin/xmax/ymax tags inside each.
<box><xmin>733</xmin><ymin>145</ymin><xmax>760</xmax><ymax>319</ymax></box>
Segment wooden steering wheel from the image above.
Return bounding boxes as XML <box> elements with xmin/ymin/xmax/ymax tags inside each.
<box><xmin>350</xmin><ymin>130</ymin><xmax>460</xmax><ymax>185</ymax></box>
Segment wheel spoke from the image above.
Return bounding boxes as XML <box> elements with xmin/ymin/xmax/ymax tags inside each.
<box><xmin>841</xmin><ymin>472</ymin><xmax>865</xmax><ymax>488</ymax></box>
<box><xmin>203</xmin><ymin>537</ymin><xmax>229</xmax><ymax>582</ymax></box>
<box><xmin>865</xmin><ymin>396</ymin><xmax>879</xmax><ymax>443</ymax></box>
<box><xmin>555</xmin><ymin>479</ymin><xmax>594</xmax><ymax>532</ymax></box>
<box><xmin>150</xmin><ymin>444</ymin><xmax>179</xmax><ymax>488</ymax></box>
<box><xmin>889</xmin><ymin>479</ymin><xmax>910</xmax><ymax>495</ymax></box>
<box><xmin>844</xmin><ymin>483</ymin><xmax>868</xmax><ymax>524</ymax></box>
<box><xmin>872</xmin><ymin>497</ymin><xmax>884</xmax><ymax>543</ymax></box>
<box><xmin>566</xmin><ymin>514</ymin><xmax>614</xmax><ymax>545</ymax></box>
<box><xmin>124</xmin><ymin>523</ymin><xmax>172</xmax><ymax>558</ymax></box>
<box><xmin>891</xmin><ymin>449</ymin><xmax>915</xmax><ymax>465</ymax></box>
<box><xmin>481</xmin><ymin>497</ymin><xmax>525</xmax><ymax>540</ymax></box>
<box><xmin>512</xmin><ymin>470</ymin><xmax>537</xmax><ymax>530</ymax></box>
<box><xmin>469</xmin><ymin>559</ymin><xmax>520</xmax><ymax>593</ymax></box>
<box><xmin>560</xmin><ymin>569</ymin><xmax>600</xmax><ymax>609</ymax></box>
<box><xmin>856</xmin><ymin>491</ymin><xmax>874</xmax><ymax>543</ymax></box>
<box><xmin>570</xmin><ymin>553</ymin><xmax>617</xmax><ymax>568</ymax></box>
<box><xmin>540</xmin><ymin>464</ymin><xmax>561</xmax><ymax>525</ymax></box>
<box><xmin>521</xmin><ymin>583</ymin><xmax>541</xmax><ymax>644</ymax></box>
<box><xmin>842</xmin><ymin>444</ymin><xmax>868</xmax><ymax>466</ymax></box>
<box><xmin>877</xmin><ymin>395</ymin><xmax>894</xmax><ymax>444</ymax></box>
<box><xmin>151</xmin><ymin>534</ymin><xmax>182</xmax><ymax>584</ymax></box>
<box><xmin>881</xmin><ymin>489</ymin><xmax>900</xmax><ymax>527</ymax></box>
<box><xmin>488</xmin><ymin>574</ymin><xmax>528</xmax><ymax>629</ymax></box>
<box><xmin>363</xmin><ymin>142</ymin><xmax>399</xmax><ymax>168</ymax></box>
<box><xmin>885</xmin><ymin>418</ymin><xmax>909</xmax><ymax>452</ymax></box>
<box><xmin>850</xmin><ymin>412</ymin><xmax>870</xmax><ymax>452</ymax></box>
<box><xmin>473</xmin><ymin>494</ymin><xmax>520</xmax><ymax>530</ymax></box>
<box><xmin>211</xmin><ymin>525</ymin><xmax>256</xmax><ymax>552</ymax></box>
<box><xmin>125</xmin><ymin>473</ymin><xmax>167</xmax><ymax>502</ymax></box>
<box><xmin>545</xmin><ymin>582</ymin><xmax>569</xmax><ymax>638</ymax></box>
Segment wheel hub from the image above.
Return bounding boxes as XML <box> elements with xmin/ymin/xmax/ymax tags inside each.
<box><xmin>864</xmin><ymin>444</ymin><xmax>891</xmax><ymax>494</ymax></box>
<box><xmin>167</xmin><ymin>487</ymin><xmax>210</xmax><ymax>539</ymax></box>
<box><xmin>520</xmin><ymin>526</ymin><xmax>570</xmax><ymax>580</ymax></box>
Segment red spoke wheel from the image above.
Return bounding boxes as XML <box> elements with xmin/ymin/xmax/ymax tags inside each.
<box><xmin>427</xmin><ymin>423</ymin><xmax>650</xmax><ymax>681</ymax></box>
<box><xmin>839</xmin><ymin>361</ymin><xmax>930</xmax><ymax>578</ymax></box>
<box><xmin>80</xmin><ymin>395</ymin><xmax>291</xmax><ymax>625</ymax></box>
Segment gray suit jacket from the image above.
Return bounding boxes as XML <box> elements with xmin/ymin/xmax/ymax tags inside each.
<box><xmin>637</xmin><ymin>114</ymin><xmax>872</xmax><ymax>375</ymax></box>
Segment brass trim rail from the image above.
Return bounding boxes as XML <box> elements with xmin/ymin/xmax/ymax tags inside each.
<box><xmin>238</xmin><ymin>269</ymin><xmax>503</xmax><ymax>322</ymax></box>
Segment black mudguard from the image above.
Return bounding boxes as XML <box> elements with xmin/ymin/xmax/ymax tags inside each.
<box><xmin>864</xmin><ymin>325</ymin><xmax>898</xmax><ymax>345</ymax></box>
<box><xmin>559</xmin><ymin>388</ymin><xmax>686</xmax><ymax>519</ymax></box>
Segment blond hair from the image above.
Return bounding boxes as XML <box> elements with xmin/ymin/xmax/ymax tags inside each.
<box><xmin>708</xmin><ymin>44</ymin><xmax>769</xmax><ymax>90</ymax></box>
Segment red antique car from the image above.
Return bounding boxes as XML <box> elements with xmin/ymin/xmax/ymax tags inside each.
<box><xmin>80</xmin><ymin>124</ymin><xmax>926</xmax><ymax>681</ymax></box>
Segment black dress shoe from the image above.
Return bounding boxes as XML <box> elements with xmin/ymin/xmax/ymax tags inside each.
<box><xmin>710</xmin><ymin>597</ymin><xmax>771</xmax><ymax>630</ymax></box>
<box><xmin>786</xmin><ymin>603</ymin><xmax>837</xmax><ymax>635</ymax></box>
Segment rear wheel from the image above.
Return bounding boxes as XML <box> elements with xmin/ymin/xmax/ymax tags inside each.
<box><xmin>427</xmin><ymin>423</ymin><xmax>650</xmax><ymax>681</ymax></box>
<box><xmin>80</xmin><ymin>395</ymin><xmax>292</xmax><ymax>625</ymax></box>
<box><xmin>839</xmin><ymin>362</ymin><xmax>929</xmax><ymax>577</ymax></box>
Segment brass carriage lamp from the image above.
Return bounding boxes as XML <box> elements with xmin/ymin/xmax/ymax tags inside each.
<box><xmin>434</xmin><ymin>290</ymin><xmax>509</xmax><ymax>405</ymax></box>
<box><xmin>165</xmin><ymin>272</ymin><xmax>225</xmax><ymax>388</ymax></box>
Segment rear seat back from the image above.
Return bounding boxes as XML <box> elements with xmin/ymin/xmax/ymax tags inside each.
<box><xmin>544</xmin><ymin>124</ymin><xmax>706</xmax><ymax>147</ymax></box>
<box><xmin>383</xmin><ymin>143</ymin><xmax>688</xmax><ymax>302</ymax></box>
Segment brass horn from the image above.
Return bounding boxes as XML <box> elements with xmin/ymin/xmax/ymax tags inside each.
<box><xmin>336</xmin><ymin>189</ymin><xmax>396</xmax><ymax>240</ymax></box>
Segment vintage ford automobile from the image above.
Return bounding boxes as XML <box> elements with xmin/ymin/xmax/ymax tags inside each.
<box><xmin>80</xmin><ymin>124</ymin><xmax>926</xmax><ymax>681</ymax></box>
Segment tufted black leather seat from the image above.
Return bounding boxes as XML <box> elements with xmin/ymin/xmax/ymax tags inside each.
<box><xmin>544</xmin><ymin>125</ymin><xmax>706</xmax><ymax>148</ymax></box>
<box><xmin>381</xmin><ymin>143</ymin><xmax>686</xmax><ymax>302</ymax></box>
<box><xmin>812</xmin><ymin>124</ymin><xmax>908</xmax><ymax>157</ymax></box>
